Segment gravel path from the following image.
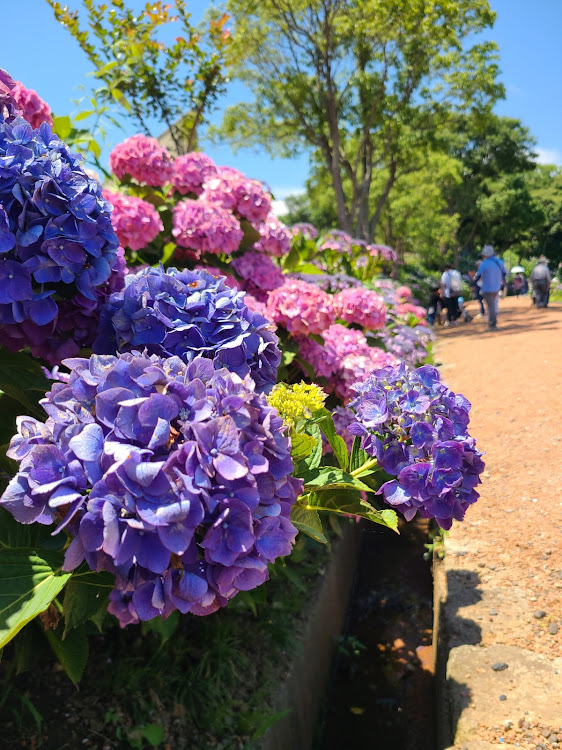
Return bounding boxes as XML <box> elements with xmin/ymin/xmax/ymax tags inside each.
<box><xmin>434</xmin><ymin>296</ymin><xmax>562</xmax><ymax>749</ymax></box>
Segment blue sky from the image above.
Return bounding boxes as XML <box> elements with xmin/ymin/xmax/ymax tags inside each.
<box><xmin>2</xmin><ymin>0</ymin><xmax>562</xmax><ymax>204</ymax></box>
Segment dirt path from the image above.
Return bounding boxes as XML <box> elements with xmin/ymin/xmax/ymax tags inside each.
<box><xmin>434</xmin><ymin>296</ymin><xmax>562</xmax><ymax>749</ymax></box>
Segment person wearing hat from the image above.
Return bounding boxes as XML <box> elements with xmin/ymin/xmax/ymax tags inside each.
<box><xmin>530</xmin><ymin>255</ymin><xmax>551</xmax><ymax>308</ymax></box>
<box><xmin>472</xmin><ymin>245</ymin><xmax>506</xmax><ymax>331</ymax></box>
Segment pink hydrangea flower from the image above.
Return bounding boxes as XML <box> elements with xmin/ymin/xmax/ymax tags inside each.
<box><xmin>11</xmin><ymin>81</ymin><xmax>53</xmax><ymax>129</ymax></box>
<box><xmin>172</xmin><ymin>199</ymin><xmax>243</xmax><ymax>256</ymax></box>
<box><xmin>254</xmin><ymin>214</ymin><xmax>292</xmax><ymax>257</ymax></box>
<box><xmin>231</xmin><ymin>251</ymin><xmax>285</xmax><ymax>302</ymax></box>
<box><xmin>244</xmin><ymin>293</ymin><xmax>268</xmax><ymax>316</ymax></box>
<box><xmin>297</xmin><ymin>324</ymin><xmax>368</xmax><ymax>379</ymax></box>
<box><xmin>368</xmin><ymin>244</ymin><xmax>398</xmax><ymax>262</ymax></box>
<box><xmin>291</xmin><ymin>223</ymin><xmax>318</xmax><ymax>240</ymax></box>
<box><xmin>396</xmin><ymin>285</ymin><xmax>412</xmax><ymax>299</ymax></box>
<box><xmin>395</xmin><ymin>302</ymin><xmax>427</xmax><ymax>323</ymax></box>
<box><xmin>334</xmin><ymin>287</ymin><xmax>387</xmax><ymax>330</ymax></box>
<box><xmin>172</xmin><ymin>152</ymin><xmax>218</xmax><ymax>196</ymax></box>
<box><xmin>201</xmin><ymin>168</ymin><xmax>272</xmax><ymax>225</ymax></box>
<box><xmin>336</xmin><ymin>348</ymin><xmax>398</xmax><ymax>401</ymax></box>
<box><xmin>265</xmin><ymin>279</ymin><xmax>334</xmax><ymax>336</ymax></box>
<box><xmin>110</xmin><ymin>134</ymin><xmax>174</xmax><ymax>186</ymax></box>
<box><xmin>103</xmin><ymin>190</ymin><xmax>163</xmax><ymax>251</ymax></box>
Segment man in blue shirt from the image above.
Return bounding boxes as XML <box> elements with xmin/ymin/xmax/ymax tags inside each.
<box><xmin>473</xmin><ymin>245</ymin><xmax>506</xmax><ymax>331</ymax></box>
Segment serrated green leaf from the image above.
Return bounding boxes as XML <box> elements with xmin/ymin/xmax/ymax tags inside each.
<box><xmin>349</xmin><ymin>436</ymin><xmax>368</xmax><ymax>473</ymax></box>
<box><xmin>44</xmin><ymin>624</ymin><xmax>88</xmax><ymax>684</ymax></box>
<box><xmin>300</xmin><ymin>466</ymin><xmax>374</xmax><ymax>493</ymax></box>
<box><xmin>314</xmin><ymin>408</ymin><xmax>349</xmax><ymax>470</ymax></box>
<box><xmin>302</xmin><ymin>423</ymin><xmax>322</xmax><ymax>470</ymax></box>
<box><xmin>63</xmin><ymin>571</ymin><xmax>113</xmax><ymax>636</ymax></box>
<box><xmin>0</xmin><ymin>548</ymin><xmax>72</xmax><ymax>648</ymax></box>
<box><xmin>290</xmin><ymin>433</ymin><xmax>317</xmax><ymax>463</ymax></box>
<box><xmin>0</xmin><ymin>349</ymin><xmax>50</xmax><ymax>419</ymax></box>
<box><xmin>291</xmin><ymin>502</ymin><xmax>327</xmax><ymax>543</ymax></box>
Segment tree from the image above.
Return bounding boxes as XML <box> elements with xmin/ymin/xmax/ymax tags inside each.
<box><xmin>219</xmin><ymin>0</ymin><xmax>502</xmax><ymax>240</ymax></box>
<box><xmin>47</xmin><ymin>0</ymin><xmax>232</xmax><ymax>154</ymax></box>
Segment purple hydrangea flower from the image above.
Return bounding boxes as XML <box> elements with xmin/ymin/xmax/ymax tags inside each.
<box><xmin>93</xmin><ymin>266</ymin><xmax>281</xmax><ymax>393</ymax></box>
<box><xmin>0</xmin><ymin>92</ymin><xmax>119</xmax><ymax>356</ymax></box>
<box><xmin>0</xmin><ymin>353</ymin><xmax>301</xmax><ymax>625</ymax></box>
<box><xmin>348</xmin><ymin>364</ymin><xmax>484</xmax><ymax>529</ymax></box>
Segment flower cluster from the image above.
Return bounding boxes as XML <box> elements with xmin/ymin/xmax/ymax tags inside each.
<box><xmin>396</xmin><ymin>285</ymin><xmax>412</xmax><ymax>300</ymax></box>
<box><xmin>231</xmin><ymin>251</ymin><xmax>285</xmax><ymax>302</ymax></box>
<box><xmin>291</xmin><ymin>272</ymin><xmax>362</xmax><ymax>293</ymax></box>
<box><xmin>369</xmin><ymin>244</ymin><xmax>398</xmax><ymax>262</ymax></box>
<box><xmin>0</xmin><ymin>353</ymin><xmax>301</xmax><ymax>624</ymax></box>
<box><xmin>265</xmin><ymin>279</ymin><xmax>334</xmax><ymax>336</ymax></box>
<box><xmin>172</xmin><ymin>152</ymin><xmax>218</xmax><ymax>196</ymax></box>
<box><xmin>172</xmin><ymin>199</ymin><xmax>243</xmax><ymax>257</ymax></box>
<box><xmin>110</xmin><ymin>134</ymin><xmax>174</xmax><ymax>186</ymax></box>
<box><xmin>267</xmin><ymin>382</ymin><xmax>327</xmax><ymax>428</ymax></box>
<box><xmin>377</xmin><ymin>324</ymin><xmax>435</xmax><ymax>367</ymax></box>
<box><xmin>334</xmin><ymin>287</ymin><xmax>387</xmax><ymax>331</ymax></box>
<box><xmin>318</xmin><ymin>230</ymin><xmax>355</xmax><ymax>255</ymax></box>
<box><xmin>103</xmin><ymin>190</ymin><xmax>163</xmax><ymax>251</ymax></box>
<box><xmin>297</xmin><ymin>324</ymin><xmax>368</xmax><ymax>379</ymax></box>
<box><xmin>348</xmin><ymin>364</ymin><xmax>484</xmax><ymax>529</ymax></box>
<box><xmin>254</xmin><ymin>214</ymin><xmax>292</xmax><ymax>257</ymax></box>
<box><xmin>290</xmin><ymin>223</ymin><xmax>318</xmax><ymax>240</ymax></box>
<box><xmin>336</xmin><ymin>348</ymin><xmax>397</xmax><ymax>401</ymax></box>
<box><xmin>94</xmin><ymin>266</ymin><xmax>281</xmax><ymax>393</ymax></box>
<box><xmin>0</xmin><ymin>114</ymin><xmax>119</xmax><ymax>356</ymax></box>
<box><xmin>1</xmin><ymin>68</ymin><xmax>18</xmax><ymax>121</ymax></box>
<box><xmin>201</xmin><ymin>170</ymin><xmax>271</xmax><ymax>225</ymax></box>
<box><xmin>394</xmin><ymin>302</ymin><xmax>427</xmax><ymax>324</ymax></box>
<box><xmin>11</xmin><ymin>81</ymin><xmax>53</xmax><ymax>129</ymax></box>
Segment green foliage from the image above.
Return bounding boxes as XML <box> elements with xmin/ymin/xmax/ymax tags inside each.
<box><xmin>219</xmin><ymin>0</ymin><xmax>502</xmax><ymax>239</ymax></box>
<box><xmin>47</xmin><ymin>0</ymin><xmax>232</xmax><ymax>153</ymax></box>
<box><xmin>44</xmin><ymin>623</ymin><xmax>89</xmax><ymax>685</ymax></box>
<box><xmin>62</xmin><ymin>570</ymin><xmax>114</xmax><ymax>636</ymax></box>
<box><xmin>0</xmin><ymin>548</ymin><xmax>72</xmax><ymax>648</ymax></box>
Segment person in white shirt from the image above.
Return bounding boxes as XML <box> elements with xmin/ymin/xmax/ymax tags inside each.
<box><xmin>440</xmin><ymin>263</ymin><xmax>462</xmax><ymax>326</ymax></box>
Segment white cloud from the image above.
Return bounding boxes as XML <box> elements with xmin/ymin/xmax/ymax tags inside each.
<box><xmin>534</xmin><ymin>147</ymin><xmax>562</xmax><ymax>166</ymax></box>
<box><xmin>271</xmin><ymin>199</ymin><xmax>288</xmax><ymax>217</ymax></box>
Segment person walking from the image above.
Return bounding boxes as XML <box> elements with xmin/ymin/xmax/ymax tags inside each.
<box><xmin>441</xmin><ymin>263</ymin><xmax>462</xmax><ymax>326</ymax></box>
<box><xmin>530</xmin><ymin>256</ymin><xmax>551</xmax><ymax>308</ymax></box>
<box><xmin>472</xmin><ymin>245</ymin><xmax>506</xmax><ymax>331</ymax></box>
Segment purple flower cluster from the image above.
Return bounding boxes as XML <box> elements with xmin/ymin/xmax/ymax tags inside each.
<box><xmin>265</xmin><ymin>279</ymin><xmax>335</xmax><ymax>336</ymax></box>
<box><xmin>231</xmin><ymin>251</ymin><xmax>285</xmax><ymax>302</ymax></box>
<box><xmin>11</xmin><ymin>81</ymin><xmax>53</xmax><ymax>129</ymax></box>
<box><xmin>110</xmin><ymin>135</ymin><xmax>174</xmax><ymax>186</ymax></box>
<box><xmin>297</xmin><ymin>324</ymin><xmax>368</xmax><ymax>379</ymax></box>
<box><xmin>318</xmin><ymin>230</ymin><xmax>355</xmax><ymax>255</ymax></box>
<box><xmin>290</xmin><ymin>223</ymin><xmax>318</xmax><ymax>240</ymax></box>
<box><xmin>172</xmin><ymin>152</ymin><xmax>218</xmax><ymax>196</ymax></box>
<box><xmin>377</xmin><ymin>324</ymin><xmax>435</xmax><ymax>367</ymax></box>
<box><xmin>103</xmin><ymin>190</ymin><xmax>163</xmax><ymax>252</ymax></box>
<box><xmin>336</xmin><ymin>349</ymin><xmax>397</xmax><ymax>402</ymax></box>
<box><xmin>201</xmin><ymin>170</ymin><xmax>271</xmax><ymax>225</ymax></box>
<box><xmin>254</xmin><ymin>214</ymin><xmax>292</xmax><ymax>257</ymax></box>
<box><xmin>0</xmin><ymin>68</ymin><xmax>19</xmax><ymax>121</ymax></box>
<box><xmin>93</xmin><ymin>266</ymin><xmax>281</xmax><ymax>393</ymax></box>
<box><xmin>0</xmin><ymin>353</ymin><xmax>301</xmax><ymax>624</ymax></box>
<box><xmin>348</xmin><ymin>364</ymin><xmax>484</xmax><ymax>529</ymax></box>
<box><xmin>172</xmin><ymin>199</ymin><xmax>243</xmax><ymax>257</ymax></box>
<box><xmin>0</xmin><ymin>110</ymin><xmax>119</xmax><ymax>356</ymax></box>
<box><xmin>290</xmin><ymin>272</ymin><xmax>362</xmax><ymax>293</ymax></box>
<box><xmin>369</xmin><ymin>244</ymin><xmax>398</xmax><ymax>262</ymax></box>
<box><xmin>334</xmin><ymin>287</ymin><xmax>387</xmax><ymax>331</ymax></box>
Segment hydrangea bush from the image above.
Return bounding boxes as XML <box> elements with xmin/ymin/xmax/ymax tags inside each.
<box><xmin>0</xmin><ymin>72</ymin><xmax>482</xmax><ymax>681</ymax></box>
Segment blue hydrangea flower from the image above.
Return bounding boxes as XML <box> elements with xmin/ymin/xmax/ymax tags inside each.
<box><xmin>94</xmin><ymin>266</ymin><xmax>281</xmax><ymax>393</ymax></box>
<box><xmin>348</xmin><ymin>363</ymin><xmax>484</xmax><ymax>529</ymax></box>
<box><xmin>0</xmin><ymin>84</ymin><xmax>119</xmax><ymax>358</ymax></box>
<box><xmin>0</xmin><ymin>352</ymin><xmax>301</xmax><ymax>625</ymax></box>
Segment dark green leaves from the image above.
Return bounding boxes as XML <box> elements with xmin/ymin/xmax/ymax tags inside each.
<box><xmin>0</xmin><ymin>348</ymin><xmax>50</xmax><ymax>419</ymax></box>
<box><xmin>290</xmin><ymin>503</ymin><xmax>327</xmax><ymax>544</ymax></box>
<box><xmin>300</xmin><ymin>466</ymin><xmax>373</xmax><ymax>493</ymax></box>
<box><xmin>45</xmin><ymin>624</ymin><xmax>89</xmax><ymax>685</ymax></box>
<box><xmin>62</xmin><ymin>570</ymin><xmax>114</xmax><ymax>636</ymax></box>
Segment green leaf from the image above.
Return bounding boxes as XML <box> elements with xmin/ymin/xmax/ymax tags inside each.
<box><xmin>141</xmin><ymin>611</ymin><xmax>180</xmax><ymax>644</ymax></box>
<box><xmin>0</xmin><ymin>348</ymin><xmax>50</xmax><ymax>419</ymax></box>
<box><xmin>299</xmin><ymin>466</ymin><xmax>374</xmax><ymax>493</ymax></box>
<box><xmin>239</xmin><ymin>219</ymin><xmax>261</xmax><ymax>249</ymax></box>
<box><xmin>290</xmin><ymin>433</ymin><xmax>317</xmax><ymax>463</ymax></box>
<box><xmin>302</xmin><ymin>423</ymin><xmax>322</xmax><ymax>470</ymax></box>
<box><xmin>44</xmin><ymin>624</ymin><xmax>88</xmax><ymax>684</ymax></box>
<box><xmin>290</xmin><ymin>502</ymin><xmax>327</xmax><ymax>543</ymax></box>
<box><xmin>349</xmin><ymin>436</ymin><xmax>367</xmax><ymax>473</ymax></box>
<box><xmin>142</xmin><ymin>725</ymin><xmax>164</xmax><ymax>747</ymax></box>
<box><xmin>314</xmin><ymin>408</ymin><xmax>349</xmax><ymax>470</ymax></box>
<box><xmin>161</xmin><ymin>241</ymin><xmax>177</xmax><ymax>265</ymax></box>
<box><xmin>62</xmin><ymin>571</ymin><xmax>114</xmax><ymax>636</ymax></box>
<box><xmin>0</xmin><ymin>548</ymin><xmax>72</xmax><ymax>648</ymax></box>
<box><xmin>281</xmin><ymin>242</ymin><xmax>301</xmax><ymax>271</ymax></box>
<box><xmin>73</xmin><ymin>109</ymin><xmax>95</xmax><ymax>121</ymax></box>
<box><xmin>282</xmin><ymin>350</ymin><xmax>297</xmax><ymax>366</ymax></box>
<box><xmin>309</xmin><ymin>489</ymin><xmax>399</xmax><ymax>532</ymax></box>
<box><xmin>51</xmin><ymin>115</ymin><xmax>73</xmax><ymax>140</ymax></box>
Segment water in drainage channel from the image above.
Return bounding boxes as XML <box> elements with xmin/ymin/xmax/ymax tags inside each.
<box><xmin>315</xmin><ymin>519</ymin><xmax>436</xmax><ymax>750</ymax></box>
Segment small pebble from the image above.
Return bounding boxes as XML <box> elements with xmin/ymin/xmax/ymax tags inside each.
<box><xmin>489</xmin><ymin>564</ymin><xmax>497</xmax><ymax>570</ymax></box>
<box><xmin>492</xmin><ymin>662</ymin><xmax>509</xmax><ymax>671</ymax></box>
<box><xmin>499</xmin><ymin>694</ymin><xmax>507</xmax><ymax>701</ymax></box>
<box><xmin>534</xmin><ymin>610</ymin><xmax>547</xmax><ymax>619</ymax></box>
<box><xmin>503</xmin><ymin>720</ymin><xmax>513</xmax><ymax>730</ymax></box>
<box><xmin>549</xmin><ymin>622</ymin><xmax>559</xmax><ymax>635</ymax></box>
<box><xmin>478</xmin><ymin>562</ymin><xmax>486</xmax><ymax>568</ymax></box>
<box><xmin>551</xmin><ymin>734</ymin><xmax>558</xmax><ymax>743</ymax></box>
<box><xmin>489</xmin><ymin>608</ymin><xmax>498</xmax><ymax>616</ymax></box>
